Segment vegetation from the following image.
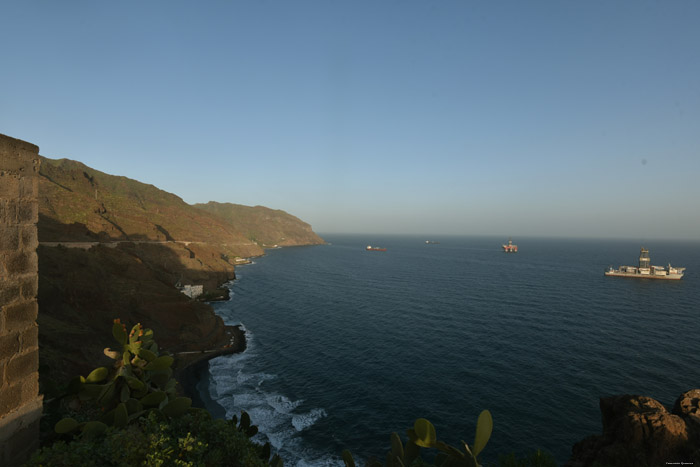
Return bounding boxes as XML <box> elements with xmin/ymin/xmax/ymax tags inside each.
<box><xmin>32</xmin><ymin>321</ymin><xmax>281</xmax><ymax>466</ymax></box>
<box><xmin>28</xmin><ymin>411</ymin><xmax>277</xmax><ymax>467</ymax></box>
<box><xmin>341</xmin><ymin>414</ymin><xmax>557</xmax><ymax>467</ymax></box>
<box><xmin>53</xmin><ymin>320</ymin><xmax>193</xmax><ymax>437</ymax></box>
<box><xmin>342</xmin><ymin>413</ymin><xmax>493</xmax><ymax>467</ymax></box>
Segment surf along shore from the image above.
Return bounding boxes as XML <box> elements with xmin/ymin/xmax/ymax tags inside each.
<box><xmin>174</xmin><ymin>323</ymin><xmax>245</xmax><ymax>419</ymax></box>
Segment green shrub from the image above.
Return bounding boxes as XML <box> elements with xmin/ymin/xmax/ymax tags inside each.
<box><xmin>27</xmin><ymin>411</ymin><xmax>271</xmax><ymax>466</ymax></box>
<box><xmin>53</xmin><ymin>320</ymin><xmax>193</xmax><ymax>437</ymax></box>
<box><xmin>343</xmin><ymin>412</ymin><xmax>493</xmax><ymax>467</ymax></box>
<box><xmin>32</xmin><ymin>320</ymin><xmax>281</xmax><ymax>466</ymax></box>
<box><xmin>342</xmin><ymin>414</ymin><xmax>556</xmax><ymax>467</ymax></box>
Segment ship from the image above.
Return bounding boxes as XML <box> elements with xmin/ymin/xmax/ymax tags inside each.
<box><xmin>605</xmin><ymin>247</ymin><xmax>685</xmax><ymax>280</ymax></box>
<box><xmin>425</xmin><ymin>240</ymin><xmax>440</xmax><ymax>244</ymax></box>
<box><xmin>366</xmin><ymin>245</ymin><xmax>387</xmax><ymax>252</ymax></box>
<box><xmin>502</xmin><ymin>238</ymin><xmax>518</xmax><ymax>253</ymax></box>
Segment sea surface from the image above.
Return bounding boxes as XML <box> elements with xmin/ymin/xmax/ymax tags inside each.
<box><xmin>200</xmin><ymin>235</ymin><xmax>700</xmax><ymax>465</ymax></box>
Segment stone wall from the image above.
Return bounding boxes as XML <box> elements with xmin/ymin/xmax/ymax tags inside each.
<box><xmin>0</xmin><ymin>134</ymin><xmax>42</xmax><ymax>466</ymax></box>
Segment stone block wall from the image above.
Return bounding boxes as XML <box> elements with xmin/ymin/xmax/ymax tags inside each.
<box><xmin>0</xmin><ymin>134</ymin><xmax>42</xmax><ymax>466</ymax></box>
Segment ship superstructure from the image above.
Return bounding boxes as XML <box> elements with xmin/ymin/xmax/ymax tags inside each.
<box><xmin>605</xmin><ymin>247</ymin><xmax>685</xmax><ymax>280</ymax></box>
<box><xmin>502</xmin><ymin>238</ymin><xmax>518</xmax><ymax>253</ymax></box>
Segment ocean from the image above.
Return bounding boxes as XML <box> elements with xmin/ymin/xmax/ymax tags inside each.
<box><xmin>200</xmin><ymin>235</ymin><xmax>700</xmax><ymax>465</ymax></box>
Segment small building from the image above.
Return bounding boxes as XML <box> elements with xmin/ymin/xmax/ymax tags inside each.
<box><xmin>179</xmin><ymin>284</ymin><xmax>204</xmax><ymax>299</ymax></box>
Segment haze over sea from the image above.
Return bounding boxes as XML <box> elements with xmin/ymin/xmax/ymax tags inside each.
<box><xmin>202</xmin><ymin>235</ymin><xmax>700</xmax><ymax>465</ymax></box>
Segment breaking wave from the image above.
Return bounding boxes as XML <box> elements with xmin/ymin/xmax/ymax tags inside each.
<box><xmin>206</xmin><ymin>330</ymin><xmax>336</xmax><ymax>465</ymax></box>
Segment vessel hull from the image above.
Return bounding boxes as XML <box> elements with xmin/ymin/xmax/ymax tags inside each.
<box><xmin>604</xmin><ymin>271</ymin><xmax>683</xmax><ymax>280</ymax></box>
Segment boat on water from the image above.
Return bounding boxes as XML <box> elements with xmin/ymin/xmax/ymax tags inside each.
<box><xmin>605</xmin><ymin>247</ymin><xmax>685</xmax><ymax>280</ymax></box>
<box><xmin>425</xmin><ymin>240</ymin><xmax>440</xmax><ymax>244</ymax></box>
<box><xmin>366</xmin><ymin>245</ymin><xmax>387</xmax><ymax>252</ymax></box>
<box><xmin>502</xmin><ymin>238</ymin><xmax>518</xmax><ymax>253</ymax></box>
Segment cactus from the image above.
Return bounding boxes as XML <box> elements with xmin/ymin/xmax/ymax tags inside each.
<box><xmin>341</xmin><ymin>450</ymin><xmax>356</xmax><ymax>467</ymax></box>
<box><xmin>230</xmin><ymin>410</ymin><xmax>259</xmax><ymax>438</ymax></box>
<box><xmin>49</xmin><ymin>321</ymin><xmax>284</xmax><ymax>466</ymax></box>
<box><xmin>408</xmin><ymin>418</ymin><xmax>437</xmax><ymax>448</ymax></box>
<box><xmin>55</xmin><ymin>320</ymin><xmax>190</xmax><ymax>437</ymax></box>
<box><xmin>342</xmin><ymin>411</ymin><xmax>493</xmax><ymax>467</ymax></box>
<box><xmin>472</xmin><ymin>409</ymin><xmax>493</xmax><ymax>458</ymax></box>
<box><xmin>161</xmin><ymin>397</ymin><xmax>193</xmax><ymax>418</ymax></box>
<box><xmin>55</xmin><ymin>417</ymin><xmax>80</xmax><ymax>434</ymax></box>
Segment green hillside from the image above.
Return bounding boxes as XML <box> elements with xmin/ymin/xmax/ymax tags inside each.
<box><xmin>194</xmin><ymin>201</ymin><xmax>325</xmax><ymax>247</ymax></box>
<box><xmin>39</xmin><ymin>157</ymin><xmax>258</xmax><ymax>249</ymax></box>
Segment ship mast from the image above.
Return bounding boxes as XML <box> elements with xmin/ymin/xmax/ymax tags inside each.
<box><xmin>638</xmin><ymin>247</ymin><xmax>650</xmax><ymax>269</ymax></box>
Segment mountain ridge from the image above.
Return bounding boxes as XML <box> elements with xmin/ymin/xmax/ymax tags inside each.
<box><xmin>194</xmin><ymin>201</ymin><xmax>324</xmax><ymax>247</ymax></box>
<box><xmin>36</xmin><ymin>155</ymin><xmax>324</xmax><ymax>397</ymax></box>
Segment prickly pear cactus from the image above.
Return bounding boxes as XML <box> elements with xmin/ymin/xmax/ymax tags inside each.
<box><xmin>342</xmin><ymin>411</ymin><xmax>493</xmax><ymax>467</ymax></box>
<box><xmin>55</xmin><ymin>319</ymin><xmax>192</xmax><ymax>437</ymax></box>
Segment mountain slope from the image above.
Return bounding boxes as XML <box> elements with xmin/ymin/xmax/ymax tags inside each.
<box><xmin>194</xmin><ymin>201</ymin><xmax>325</xmax><ymax>247</ymax></box>
<box><xmin>39</xmin><ymin>157</ymin><xmax>258</xmax><ymax>249</ymax></box>
<box><xmin>36</xmin><ymin>155</ymin><xmax>324</xmax><ymax>396</ymax></box>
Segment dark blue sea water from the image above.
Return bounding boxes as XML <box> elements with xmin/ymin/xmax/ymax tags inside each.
<box><xmin>201</xmin><ymin>235</ymin><xmax>700</xmax><ymax>465</ymax></box>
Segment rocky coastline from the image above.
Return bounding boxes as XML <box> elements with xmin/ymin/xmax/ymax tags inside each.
<box><xmin>174</xmin><ymin>324</ymin><xmax>247</xmax><ymax>418</ymax></box>
<box><xmin>567</xmin><ymin>390</ymin><xmax>700</xmax><ymax>466</ymax></box>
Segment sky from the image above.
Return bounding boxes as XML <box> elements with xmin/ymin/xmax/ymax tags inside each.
<box><xmin>1</xmin><ymin>1</ymin><xmax>699</xmax><ymax>239</ymax></box>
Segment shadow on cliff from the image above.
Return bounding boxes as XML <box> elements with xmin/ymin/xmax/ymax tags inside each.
<box><xmin>38</xmin><ymin>213</ymin><xmax>173</xmax><ymax>243</ymax></box>
<box><xmin>37</xmin><ymin>238</ymin><xmax>235</xmax><ymax>399</ymax></box>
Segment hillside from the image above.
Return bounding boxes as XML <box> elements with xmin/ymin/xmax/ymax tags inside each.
<box><xmin>194</xmin><ymin>201</ymin><xmax>325</xmax><ymax>247</ymax></box>
<box><xmin>39</xmin><ymin>157</ymin><xmax>258</xmax><ymax>246</ymax></box>
<box><xmin>36</xmin><ymin>156</ymin><xmax>324</xmax><ymax>396</ymax></box>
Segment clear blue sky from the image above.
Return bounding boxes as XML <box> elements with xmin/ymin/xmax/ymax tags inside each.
<box><xmin>2</xmin><ymin>1</ymin><xmax>699</xmax><ymax>239</ymax></box>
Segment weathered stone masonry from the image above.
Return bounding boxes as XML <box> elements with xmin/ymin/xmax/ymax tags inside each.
<box><xmin>0</xmin><ymin>134</ymin><xmax>42</xmax><ymax>466</ymax></box>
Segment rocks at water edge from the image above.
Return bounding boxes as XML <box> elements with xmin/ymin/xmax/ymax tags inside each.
<box><xmin>567</xmin><ymin>390</ymin><xmax>700</xmax><ymax>466</ymax></box>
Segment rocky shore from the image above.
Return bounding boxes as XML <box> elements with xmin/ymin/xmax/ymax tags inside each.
<box><xmin>567</xmin><ymin>390</ymin><xmax>700</xmax><ymax>466</ymax></box>
<box><xmin>174</xmin><ymin>324</ymin><xmax>246</xmax><ymax>418</ymax></box>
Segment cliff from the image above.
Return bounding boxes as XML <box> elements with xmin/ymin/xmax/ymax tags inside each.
<box><xmin>36</xmin><ymin>155</ymin><xmax>324</xmax><ymax>396</ymax></box>
<box><xmin>194</xmin><ymin>201</ymin><xmax>325</xmax><ymax>247</ymax></box>
<box><xmin>567</xmin><ymin>390</ymin><xmax>700</xmax><ymax>466</ymax></box>
<box><xmin>39</xmin><ymin>157</ymin><xmax>262</xmax><ymax>245</ymax></box>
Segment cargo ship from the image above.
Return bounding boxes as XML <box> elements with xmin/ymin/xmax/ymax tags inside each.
<box><xmin>366</xmin><ymin>245</ymin><xmax>387</xmax><ymax>252</ymax></box>
<box><xmin>502</xmin><ymin>238</ymin><xmax>518</xmax><ymax>253</ymax></box>
<box><xmin>605</xmin><ymin>247</ymin><xmax>685</xmax><ymax>280</ymax></box>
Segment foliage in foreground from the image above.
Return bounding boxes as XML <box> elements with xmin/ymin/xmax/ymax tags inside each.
<box><xmin>54</xmin><ymin>320</ymin><xmax>193</xmax><ymax>437</ymax></box>
<box><xmin>343</xmin><ymin>412</ymin><xmax>493</xmax><ymax>467</ymax></box>
<box><xmin>33</xmin><ymin>320</ymin><xmax>281</xmax><ymax>466</ymax></box>
<box><xmin>27</xmin><ymin>410</ymin><xmax>274</xmax><ymax>467</ymax></box>
<box><xmin>342</xmin><ymin>414</ymin><xmax>557</xmax><ymax>467</ymax></box>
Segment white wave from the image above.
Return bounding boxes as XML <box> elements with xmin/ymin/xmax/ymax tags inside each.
<box><xmin>266</xmin><ymin>394</ymin><xmax>302</xmax><ymax>414</ymax></box>
<box><xmin>208</xmin><ymin>364</ymin><xmax>330</xmax><ymax>462</ymax></box>
<box><xmin>207</xmin><ymin>297</ymin><xmax>334</xmax><ymax>465</ymax></box>
<box><xmin>292</xmin><ymin>408</ymin><xmax>327</xmax><ymax>432</ymax></box>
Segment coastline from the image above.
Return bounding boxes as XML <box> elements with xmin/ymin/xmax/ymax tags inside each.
<box><xmin>175</xmin><ymin>324</ymin><xmax>247</xmax><ymax>419</ymax></box>
<box><xmin>175</xmin><ymin>243</ymin><xmax>321</xmax><ymax>420</ymax></box>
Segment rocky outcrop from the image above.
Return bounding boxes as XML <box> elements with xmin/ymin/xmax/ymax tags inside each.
<box><xmin>568</xmin><ymin>390</ymin><xmax>700</xmax><ymax>466</ymax></box>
